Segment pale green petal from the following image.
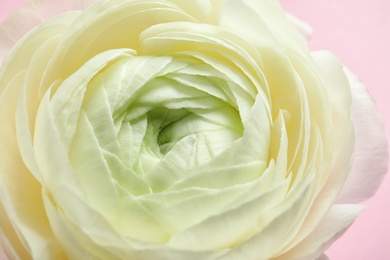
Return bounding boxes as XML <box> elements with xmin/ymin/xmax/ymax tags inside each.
<box><xmin>146</xmin><ymin>134</ymin><xmax>198</xmax><ymax>192</ymax></box>
<box><xmin>50</xmin><ymin>48</ymin><xmax>134</xmax><ymax>150</ymax></box>
<box><xmin>70</xmin><ymin>111</ymin><xmax>167</xmax><ymax>242</ymax></box>
<box><xmin>34</xmin><ymin>91</ymin><xmax>152</xmax><ymax>256</ymax></box>
<box><xmin>168</xmin><ymin>177</ymin><xmax>290</xmax><ymax>250</ymax></box>
<box><xmin>217</xmin><ymin>174</ymin><xmax>314</xmax><ymax>259</ymax></box>
<box><xmin>168</xmin><ymin>161</ymin><xmax>266</xmax><ymax>191</ymax></box>
<box><xmin>194</xmin><ymin>94</ymin><xmax>270</xmax><ymax>172</ymax></box>
<box><xmin>151</xmin><ymin>183</ymin><xmax>258</xmax><ymax>235</ymax></box>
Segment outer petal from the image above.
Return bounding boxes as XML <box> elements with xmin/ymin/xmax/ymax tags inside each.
<box><xmin>240</xmin><ymin>0</ymin><xmax>309</xmax><ymax>54</ymax></box>
<box><xmin>285</xmin><ymin>13</ymin><xmax>312</xmax><ymax>42</ymax></box>
<box><xmin>274</xmin><ymin>204</ymin><xmax>364</xmax><ymax>260</ymax></box>
<box><xmin>316</xmin><ymin>255</ymin><xmax>329</xmax><ymax>260</ymax></box>
<box><xmin>336</xmin><ymin>69</ymin><xmax>389</xmax><ymax>203</ymax></box>
<box><xmin>276</xmin><ymin>51</ymin><xmax>355</xmax><ymax>256</ymax></box>
<box><xmin>0</xmin><ymin>0</ymin><xmax>96</xmax><ymax>64</ymax></box>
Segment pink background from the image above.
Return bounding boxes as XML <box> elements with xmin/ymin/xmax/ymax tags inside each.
<box><xmin>0</xmin><ymin>0</ymin><xmax>389</xmax><ymax>259</ymax></box>
<box><xmin>280</xmin><ymin>1</ymin><xmax>390</xmax><ymax>259</ymax></box>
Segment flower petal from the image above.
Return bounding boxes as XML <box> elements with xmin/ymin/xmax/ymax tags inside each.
<box><xmin>317</xmin><ymin>254</ymin><xmax>330</xmax><ymax>260</ymax></box>
<box><xmin>278</xmin><ymin>51</ymin><xmax>356</xmax><ymax>254</ymax></box>
<box><xmin>0</xmin><ymin>72</ymin><xmax>65</xmax><ymax>259</ymax></box>
<box><xmin>336</xmin><ymin>69</ymin><xmax>389</xmax><ymax>203</ymax></box>
<box><xmin>274</xmin><ymin>204</ymin><xmax>364</xmax><ymax>260</ymax></box>
<box><xmin>0</xmin><ymin>0</ymin><xmax>95</xmax><ymax>64</ymax></box>
<box><xmin>285</xmin><ymin>13</ymin><xmax>312</xmax><ymax>42</ymax></box>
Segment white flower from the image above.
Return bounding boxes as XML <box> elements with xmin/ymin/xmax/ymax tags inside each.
<box><xmin>0</xmin><ymin>0</ymin><xmax>387</xmax><ymax>259</ymax></box>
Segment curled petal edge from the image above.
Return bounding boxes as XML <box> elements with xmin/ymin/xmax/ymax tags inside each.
<box><xmin>336</xmin><ymin>69</ymin><xmax>389</xmax><ymax>203</ymax></box>
<box><xmin>0</xmin><ymin>0</ymin><xmax>95</xmax><ymax>64</ymax></box>
<box><xmin>286</xmin><ymin>13</ymin><xmax>313</xmax><ymax>42</ymax></box>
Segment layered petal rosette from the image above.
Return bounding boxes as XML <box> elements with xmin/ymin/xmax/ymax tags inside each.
<box><xmin>0</xmin><ymin>0</ymin><xmax>387</xmax><ymax>259</ymax></box>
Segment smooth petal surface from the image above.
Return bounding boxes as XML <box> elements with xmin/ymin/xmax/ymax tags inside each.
<box><xmin>286</xmin><ymin>13</ymin><xmax>312</xmax><ymax>42</ymax></box>
<box><xmin>275</xmin><ymin>204</ymin><xmax>364</xmax><ymax>260</ymax></box>
<box><xmin>0</xmin><ymin>73</ymin><xmax>65</xmax><ymax>259</ymax></box>
<box><xmin>0</xmin><ymin>0</ymin><xmax>95</xmax><ymax>64</ymax></box>
<box><xmin>336</xmin><ymin>69</ymin><xmax>389</xmax><ymax>203</ymax></box>
<box><xmin>276</xmin><ymin>51</ymin><xmax>356</xmax><ymax>255</ymax></box>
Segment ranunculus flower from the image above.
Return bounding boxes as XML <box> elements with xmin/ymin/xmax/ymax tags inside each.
<box><xmin>0</xmin><ymin>0</ymin><xmax>388</xmax><ymax>259</ymax></box>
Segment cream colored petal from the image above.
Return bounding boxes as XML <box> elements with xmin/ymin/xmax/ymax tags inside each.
<box><xmin>278</xmin><ymin>51</ymin><xmax>355</xmax><ymax>254</ymax></box>
<box><xmin>0</xmin><ymin>11</ymin><xmax>80</xmax><ymax>94</ymax></box>
<box><xmin>217</xmin><ymin>174</ymin><xmax>313</xmax><ymax>260</ymax></box>
<box><xmin>275</xmin><ymin>204</ymin><xmax>363</xmax><ymax>260</ymax></box>
<box><xmin>0</xmin><ymin>0</ymin><xmax>94</xmax><ymax>65</ymax></box>
<box><xmin>238</xmin><ymin>0</ymin><xmax>308</xmax><ymax>54</ymax></box>
<box><xmin>0</xmin><ymin>71</ymin><xmax>64</xmax><ymax>259</ymax></box>
<box><xmin>285</xmin><ymin>13</ymin><xmax>312</xmax><ymax>42</ymax></box>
